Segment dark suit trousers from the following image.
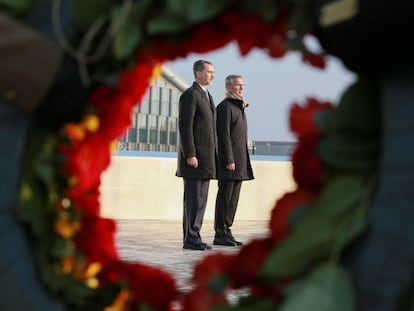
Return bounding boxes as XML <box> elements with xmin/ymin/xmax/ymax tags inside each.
<box><xmin>214</xmin><ymin>180</ymin><xmax>242</xmax><ymax>237</ymax></box>
<box><xmin>183</xmin><ymin>179</ymin><xmax>210</xmax><ymax>244</ymax></box>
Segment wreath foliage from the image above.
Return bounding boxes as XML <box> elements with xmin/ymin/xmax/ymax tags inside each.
<box><xmin>1</xmin><ymin>0</ymin><xmax>382</xmax><ymax>310</ymax></box>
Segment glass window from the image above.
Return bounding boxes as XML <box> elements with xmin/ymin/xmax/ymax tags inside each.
<box><xmin>168</xmin><ymin>118</ymin><xmax>177</xmax><ymax>132</ymax></box>
<box><xmin>168</xmin><ymin>118</ymin><xmax>178</xmax><ymax>145</ymax></box>
<box><xmin>170</xmin><ymin>89</ymin><xmax>179</xmax><ymax>118</ymax></box>
<box><xmin>138</xmin><ymin>114</ymin><xmax>147</xmax><ymax>143</ymax></box>
<box><xmin>150</xmin><ymin>87</ymin><xmax>160</xmax><ymax>115</ymax></box>
<box><xmin>130</xmin><ymin>112</ymin><xmax>138</xmax><ymax>127</ymax></box>
<box><xmin>139</xmin><ymin>129</ymin><xmax>147</xmax><ymax>143</ymax></box>
<box><xmin>138</xmin><ymin>114</ymin><xmax>147</xmax><ymax>127</ymax></box>
<box><xmin>169</xmin><ymin>131</ymin><xmax>177</xmax><ymax>145</ymax></box>
<box><xmin>149</xmin><ymin>115</ymin><xmax>158</xmax><ymax>144</ymax></box>
<box><xmin>159</xmin><ymin>117</ymin><xmax>168</xmax><ymax>144</ymax></box>
<box><xmin>128</xmin><ymin>128</ymin><xmax>137</xmax><ymax>142</ymax></box>
<box><xmin>160</xmin><ymin>88</ymin><xmax>171</xmax><ymax>116</ymax></box>
<box><xmin>140</xmin><ymin>89</ymin><xmax>150</xmax><ymax>114</ymax></box>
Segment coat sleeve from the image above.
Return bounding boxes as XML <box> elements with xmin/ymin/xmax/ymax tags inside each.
<box><xmin>217</xmin><ymin>103</ymin><xmax>234</xmax><ymax>165</ymax></box>
<box><xmin>178</xmin><ymin>90</ymin><xmax>197</xmax><ymax>158</ymax></box>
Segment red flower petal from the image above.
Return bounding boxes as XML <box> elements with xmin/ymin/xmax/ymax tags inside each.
<box><xmin>228</xmin><ymin>237</ymin><xmax>274</xmax><ymax>288</ymax></box>
<box><xmin>75</xmin><ymin>216</ymin><xmax>118</xmax><ymax>264</ymax></box>
<box><xmin>302</xmin><ymin>52</ymin><xmax>327</xmax><ymax>69</ymax></box>
<box><xmin>117</xmin><ymin>261</ymin><xmax>179</xmax><ymax>310</ymax></box>
<box><xmin>192</xmin><ymin>253</ymin><xmax>235</xmax><ymax>287</ymax></box>
<box><xmin>291</xmin><ymin>136</ymin><xmax>324</xmax><ymax>190</ymax></box>
<box><xmin>289</xmin><ymin>97</ymin><xmax>333</xmax><ymax>139</ymax></box>
<box><xmin>269</xmin><ymin>188</ymin><xmax>316</xmax><ymax>244</ymax></box>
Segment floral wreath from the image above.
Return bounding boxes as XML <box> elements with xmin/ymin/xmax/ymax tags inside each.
<box><xmin>6</xmin><ymin>0</ymin><xmax>381</xmax><ymax>310</ymax></box>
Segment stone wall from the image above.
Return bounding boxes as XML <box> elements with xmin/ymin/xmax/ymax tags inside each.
<box><xmin>100</xmin><ymin>155</ymin><xmax>296</xmax><ymax>221</ymax></box>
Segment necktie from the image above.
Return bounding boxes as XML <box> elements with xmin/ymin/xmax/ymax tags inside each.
<box><xmin>205</xmin><ymin>90</ymin><xmax>210</xmax><ymax>103</ymax></box>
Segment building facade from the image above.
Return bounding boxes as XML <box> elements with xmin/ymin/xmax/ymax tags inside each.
<box><xmin>117</xmin><ymin>66</ymin><xmax>189</xmax><ymax>152</ymax></box>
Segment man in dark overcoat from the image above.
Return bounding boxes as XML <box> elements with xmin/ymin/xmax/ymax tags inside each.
<box><xmin>176</xmin><ymin>60</ymin><xmax>217</xmax><ymax>250</ymax></box>
<box><xmin>213</xmin><ymin>74</ymin><xmax>254</xmax><ymax>247</ymax></box>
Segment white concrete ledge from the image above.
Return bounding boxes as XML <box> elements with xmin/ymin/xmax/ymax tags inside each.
<box><xmin>100</xmin><ymin>154</ymin><xmax>296</xmax><ymax>221</ymax></box>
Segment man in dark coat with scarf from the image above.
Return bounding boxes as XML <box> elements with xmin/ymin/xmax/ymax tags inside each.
<box><xmin>176</xmin><ymin>60</ymin><xmax>217</xmax><ymax>251</ymax></box>
<box><xmin>213</xmin><ymin>74</ymin><xmax>254</xmax><ymax>247</ymax></box>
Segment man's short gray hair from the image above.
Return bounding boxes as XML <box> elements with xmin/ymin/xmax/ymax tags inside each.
<box><xmin>225</xmin><ymin>74</ymin><xmax>243</xmax><ymax>86</ymax></box>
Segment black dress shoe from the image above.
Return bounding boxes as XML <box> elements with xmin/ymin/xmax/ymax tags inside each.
<box><xmin>183</xmin><ymin>242</ymin><xmax>211</xmax><ymax>250</ymax></box>
<box><xmin>213</xmin><ymin>238</ymin><xmax>237</xmax><ymax>247</ymax></box>
<box><xmin>201</xmin><ymin>242</ymin><xmax>212</xmax><ymax>249</ymax></box>
<box><xmin>230</xmin><ymin>239</ymin><xmax>243</xmax><ymax>246</ymax></box>
<box><xmin>227</xmin><ymin>231</ymin><xmax>243</xmax><ymax>246</ymax></box>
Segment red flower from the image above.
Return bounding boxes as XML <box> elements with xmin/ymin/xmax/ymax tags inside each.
<box><xmin>266</xmin><ymin>34</ymin><xmax>286</xmax><ymax>58</ymax></box>
<box><xmin>269</xmin><ymin>188</ymin><xmax>316</xmax><ymax>244</ymax></box>
<box><xmin>264</xmin><ymin>16</ymin><xmax>288</xmax><ymax>58</ymax></box>
<box><xmin>249</xmin><ymin>285</ymin><xmax>284</xmax><ymax>302</ymax></box>
<box><xmin>74</xmin><ymin>215</ymin><xmax>118</xmax><ymax>264</ymax></box>
<box><xmin>232</xmin><ymin>14</ymin><xmax>273</xmax><ymax>55</ymax></box>
<box><xmin>136</xmin><ymin>39</ymin><xmax>188</xmax><ymax>63</ymax></box>
<box><xmin>192</xmin><ymin>253</ymin><xmax>235</xmax><ymax>288</ymax></box>
<box><xmin>291</xmin><ymin>136</ymin><xmax>324</xmax><ymax>190</ymax></box>
<box><xmin>65</xmin><ymin>187</ymin><xmax>100</xmax><ymax>217</ymax></box>
<box><xmin>289</xmin><ymin>97</ymin><xmax>333</xmax><ymax>139</ymax></box>
<box><xmin>182</xmin><ymin>20</ymin><xmax>232</xmax><ymax>55</ymax></box>
<box><xmin>181</xmin><ymin>253</ymin><xmax>235</xmax><ymax>310</ymax></box>
<box><xmin>228</xmin><ymin>237</ymin><xmax>274</xmax><ymax>288</ymax></box>
<box><xmin>90</xmin><ymin>87</ymin><xmax>135</xmax><ymax>141</ymax></box>
<box><xmin>63</xmin><ymin>135</ymin><xmax>111</xmax><ymax>192</ymax></box>
<box><xmin>289</xmin><ymin>98</ymin><xmax>333</xmax><ymax>189</ymax></box>
<box><xmin>119</xmin><ymin>61</ymin><xmax>157</xmax><ymax>103</ymax></box>
<box><xmin>115</xmin><ymin>261</ymin><xmax>179</xmax><ymax>310</ymax></box>
<box><xmin>302</xmin><ymin>52</ymin><xmax>326</xmax><ymax>69</ymax></box>
<box><xmin>64</xmin><ymin>123</ymin><xmax>85</xmax><ymax>142</ymax></box>
<box><xmin>182</xmin><ymin>286</ymin><xmax>226</xmax><ymax>311</ymax></box>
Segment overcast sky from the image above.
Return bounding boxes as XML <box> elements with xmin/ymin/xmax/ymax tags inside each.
<box><xmin>165</xmin><ymin>42</ymin><xmax>356</xmax><ymax>142</ymax></box>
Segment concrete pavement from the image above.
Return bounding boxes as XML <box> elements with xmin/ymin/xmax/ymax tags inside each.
<box><xmin>115</xmin><ymin>219</ymin><xmax>269</xmax><ymax>293</ymax></box>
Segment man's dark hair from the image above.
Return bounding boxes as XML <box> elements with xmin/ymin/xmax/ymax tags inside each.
<box><xmin>193</xmin><ymin>60</ymin><xmax>212</xmax><ymax>77</ymax></box>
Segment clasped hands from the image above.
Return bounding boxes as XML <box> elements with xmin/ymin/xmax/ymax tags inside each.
<box><xmin>186</xmin><ymin>157</ymin><xmax>235</xmax><ymax>171</ymax></box>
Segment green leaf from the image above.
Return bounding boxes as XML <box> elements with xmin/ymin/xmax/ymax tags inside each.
<box><xmin>111</xmin><ymin>6</ymin><xmax>142</xmax><ymax>60</ymax></box>
<box><xmin>212</xmin><ymin>297</ymin><xmax>277</xmax><ymax>311</ymax></box>
<box><xmin>286</xmin><ymin>0</ymin><xmax>315</xmax><ymax>37</ymax></box>
<box><xmin>280</xmin><ymin>263</ymin><xmax>355</xmax><ymax>311</ymax></box>
<box><xmin>111</xmin><ymin>0</ymin><xmax>155</xmax><ymax>59</ymax></box>
<box><xmin>18</xmin><ymin>179</ymin><xmax>50</xmax><ymax>235</ymax></box>
<box><xmin>241</xmin><ymin>0</ymin><xmax>279</xmax><ymax>21</ymax></box>
<box><xmin>331</xmin><ymin>179</ymin><xmax>375</xmax><ymax>254</ymax></box>
<box><xmin>71</xmin><ymin>0</ymin><xmax>113</xmax><ymax>30</ymax></box>
<box><xmin>147</xmin><ymin>8</ymin><xmax>188</xmax><ymax>35</ymax></box>
<box><xmin>51</xmin><ymin>237</ymin><xmax>74</xmax><ymax>258</ymax></box>
<box><xmin>260</xmin><ymin>175</ymin><xmax>367</xmax><ymax>279</ymax></box>
<box><xmin>261</xmin><ymin>218</ymin><xmax>332</xmax><ymax>278</ymax></box>
<box><xmin>320</xmin><ymin>133</ymin><xmax>379</xmax><ymax>174</ymax></box>
<box><xmin>186</xmin><ymin>0</ymin><xmax>233</xmax><ymax>23</ymax></box>
<box><xmin>35</xmin><ymin>156</ymin><xmax>55</xmax><ymax>185</ymax></box>
<box><xmin>60</xmin><ymin>276</ymin><xmax>96</xmax><ymax>306</ymax></box>
<box><xmin>333</xmin><ymin>78</ymin><xmax>380</xmax><ymax>134</ymax></box>
<box><xmin>312</xmin><ymin>175</ymin><xmax>365</xmax><ymax>220</ymax></box>
<box><xmin>319</xmin><ymin>78</ymin><xmax>381</xmax><ymax>174</ymax></box>
<box><xmin>207</xmin><ymin>275</ymin><xmax>229</xmax><ymax>293</ymax></box>
<box><xmin>0</xmin><ymin>0</ymin><xmax>33</xmax><ymax>16</ymax></box>
<box><xmin>147</xmin><ymin>0</ymin><xmax>232</xmax><ymax>34</ymax></box>
<box><xmin>147</xmin><ymin>0</ymin><xmax>193</xmax><ymax>34</ymax></box>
